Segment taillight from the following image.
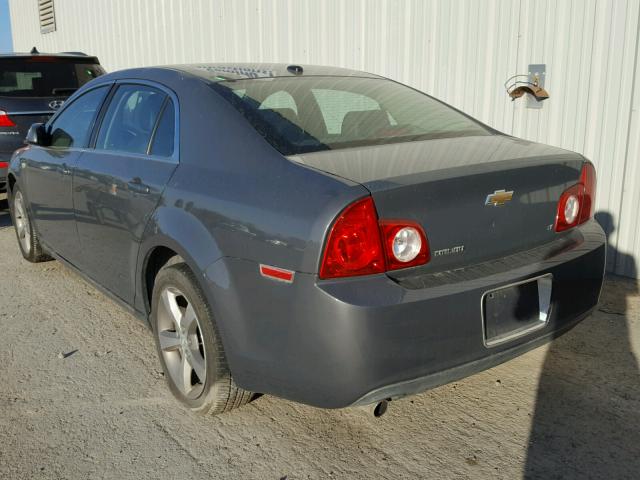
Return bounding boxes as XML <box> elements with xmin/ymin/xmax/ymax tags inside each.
<box><xmin>555</xmin><ymin>185</ymin><xmax>582</xmax><ymax>231</ymax></box>
<box><xmin>380</xmin><ymin>221</ymin><xmax>430</xmax><ymax>270</ymax></box>
<box><xmin>0</xmin><ymin>110</ymin><xmax>16</xmax><ymax>127</ymax></box>
<box><xmin>578</xmin><ymin>161</ymin><xmax>596</xmax><ymax>223</ymax></box>
<box><xmin>319</xmin><ymin>197</ymin><xmax>385</xmax><ymax>279</ymax></box>
<box><xmin>319</xmin><ymin>197</ymin><xmax>430</xmax><ymax>279</ymax></box>
<box><xmin>555</xmin><ymin>162</ymin><xmax>597</xmax><ymax>232</ymax></box>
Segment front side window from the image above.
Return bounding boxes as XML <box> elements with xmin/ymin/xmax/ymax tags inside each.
<box><xmin>49</xmin><ymin>85</ymin><xmax>109</xmax><ymax>148</ymax></box>
<box><xmin>213</xmin><ymin>76</ymin><xmax>490</xmax><ymax>155</ymax></box>
<box><xmin>96</xmin><ymin>84</ymin><xmax>166</xmax><ymax>155</ymax></box>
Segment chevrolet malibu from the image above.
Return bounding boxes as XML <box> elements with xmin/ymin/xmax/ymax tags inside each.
<box><xmin>7</xmin><ymin>64</ymin><xmax>606</xmax><ymax>416</ymax></box>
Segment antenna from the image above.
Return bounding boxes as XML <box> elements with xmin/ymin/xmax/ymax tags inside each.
<box><xmin>287</xmin><ymin>65</ymin><xmax>303</xmax><ymax>75</ymax></box>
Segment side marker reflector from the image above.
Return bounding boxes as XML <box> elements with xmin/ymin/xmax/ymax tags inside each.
<box><xmin>259</xmin><ymin>264</ymin><xmax>294</xmax><ymax>283</ymax></box>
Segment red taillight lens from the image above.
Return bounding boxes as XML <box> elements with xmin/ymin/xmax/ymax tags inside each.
<box><xmin>380</xmin><ymin>221</ymin><xmax>430</xmax><ymax>271</ymax></box>
<box><xmin>0</xmin><ymin>162</ymin><xmax>8</xmax><ymax>169</ymax></box>
<box><xmin>319</xmin><ymin>197</ymin><xmax>385</xmax><ymax>279</ymax></box>
<box><xmin>0</xmin><ymin>110</ymin><xmax>16</xmax><ymax>127</ymax></box>
<box><xmin>319</xmin><ymin>197</ymin><xmax>430</xmax><ymax>279</ymax></box>
<box><xmin>555</xmin><ymin>162</ymin><xmax>597</xmax><ymax>232</ymax></box>
<box><xmin>578</xmin><ymin>161</ymin><xmax>596</xmax><ymax>223</ymax></box>
<box><xmin>555</xmin><ymin>184</ymin><xmax>583</xmax><ymax>232</ymax></box>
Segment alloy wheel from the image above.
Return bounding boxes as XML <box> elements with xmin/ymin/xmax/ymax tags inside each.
<box><xmin>13</xmin><ymin>191</ymin><xmax>31</xmax><ymax>255</ymax></box>
<box><xmin>156</xmin><ymin>287</ymin><xmax>207</xmax><ymax>399</ymax></box>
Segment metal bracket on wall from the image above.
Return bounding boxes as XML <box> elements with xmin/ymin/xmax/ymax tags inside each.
<box><xmin>527</xmin><ymin>64</ymin><xmax>546</xmax><ymax>109</ymax></box>
<box><xmin>504</xmin><ymin>64</ymin><xmax>549</xmax><ymax>107</ymax></box>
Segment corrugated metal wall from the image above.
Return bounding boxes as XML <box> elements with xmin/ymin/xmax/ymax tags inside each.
<box><xmin>8</xmin><ymin>0</ymin><xmax>640</xmax><ymax>278</ymax></box>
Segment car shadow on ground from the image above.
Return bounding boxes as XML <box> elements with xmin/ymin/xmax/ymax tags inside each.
<box><xmin>0</xmin><ymin>197</ymin><xmax>11</xmax><ymax>229</ymax></box>
<box><xmin>525</xmin><ymin>212</ymin><xmax>640</xmax><ymax>479</ymax></box>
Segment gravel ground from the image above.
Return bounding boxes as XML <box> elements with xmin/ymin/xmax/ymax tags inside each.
<box><xmin>0</xmin><ymin>197</ymin><xmax>638</xmax><ymax>479</ymax></box>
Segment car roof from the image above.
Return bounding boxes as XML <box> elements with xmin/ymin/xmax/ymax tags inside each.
<box><xmin>0</xmin><ymin>52</ymin><xmax>99</xmax><ymax>62</ymax></box>
<box><xmin>161</xmin><ymin>63</ymin><xmax>383</xmax><ymax>82</ymax></box>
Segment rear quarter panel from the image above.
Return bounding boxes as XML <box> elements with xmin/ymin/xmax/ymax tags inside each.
<box><xmin>133</xmin><ymin>70</ymin><xmax>367</xmax><ymax>317</ymax></box>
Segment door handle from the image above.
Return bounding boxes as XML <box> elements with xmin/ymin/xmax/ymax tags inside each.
<box><xmin>127</xmin><ymin>178</ymin><xmax>151</xmax><ymax>194</ymax></box>
<box><xmin>61</xmin><ymin>163</ymin><xmax>71</xmax><ymax>175</ymax></box>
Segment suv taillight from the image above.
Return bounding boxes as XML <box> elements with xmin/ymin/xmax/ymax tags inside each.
<box><xmin>555</xmin><ymin>162</ymin><xmax>597</xmax><ymax>232</ymax></box>
<box><xmin>0</xmin><ymin>110</ymin><xmax>16</xmax><ymax>127</ymax></box>
<box><xmin>319</xmin><ymin>197</ymin><xmax>430</xmax><ymax>279</ymax></box>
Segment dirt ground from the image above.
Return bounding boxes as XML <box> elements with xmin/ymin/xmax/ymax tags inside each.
<box><xmin>0</xmin><ymin>198</ymin><xmax>638</xmax><ymax>480</ymax></box>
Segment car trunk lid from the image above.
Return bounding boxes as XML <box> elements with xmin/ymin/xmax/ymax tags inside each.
<box><xmin>290</xmin><ymin>134</ymin><xmax>585</xmax><ymax>276</ymax></box>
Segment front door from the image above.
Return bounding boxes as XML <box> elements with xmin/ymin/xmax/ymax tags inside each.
<box><xmin>73</xmin><ymin>83</ymin><xmax>178</xmax><ymax>303</ymax></box>
<box><xmin>23</xmin><ymin>85</ymin><xmax>110</xmax><ymax>262</ymax></box>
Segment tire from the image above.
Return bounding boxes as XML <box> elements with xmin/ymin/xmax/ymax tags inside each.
<box><xmin>151</xmin><ymin>262</ymin><xmax>253</xmax><ymax>415</ymax></box>
<box><xmin>9</xmin><ymin>187</ymin><xmax>51</xmax><ymax>263</ymax></box>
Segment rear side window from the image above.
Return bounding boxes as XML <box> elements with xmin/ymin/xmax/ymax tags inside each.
<box><xmin>49</xmin><ymin>85</ymin><xmax>109</xmax><ymax>148</ymax></box>
<box><xmin>150</xmin><ymin>99</ymin><xmax>175</xmax><ymax>157</ymax></box>
<box><xmin>213</xmin><ymin>76</ymin><xmax>490</xmax><ymax>155</ymax></box>
<box><xmin>0</xmin><ymin>58</ymin><xmax>104</xmax><ymax>97</ymax></box>
<box><xmin>96</xmin><ymin>85</ymin><xmax>166</xmax><ymax>155</ymax></box>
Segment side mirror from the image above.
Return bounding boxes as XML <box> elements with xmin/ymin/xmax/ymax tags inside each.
<box><xmin>25</xmin><ymin>123</ymin><xmax>49</xmax><ymax>147</ymax></box>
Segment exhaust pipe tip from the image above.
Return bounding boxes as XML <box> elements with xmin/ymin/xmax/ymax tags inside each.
<box><xmin>358</xmin><ymin>399</ymin><xmax>389</xmax><ymax>418</ymax></box>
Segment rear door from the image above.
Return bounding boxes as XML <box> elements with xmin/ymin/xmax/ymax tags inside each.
<box><xmin>21</xmin><ymin>84</ymin><xmax>111</xmax><ymax>262</ymax></box>
<box><xmin>73</xmin><ymin>82</ymin><xmax>178</xmax><ymax>303</ymax></box>
<box><xmin>0</xmin><ymin>56</ymin><xmax>105</xmax><ymax>158</ymax></box>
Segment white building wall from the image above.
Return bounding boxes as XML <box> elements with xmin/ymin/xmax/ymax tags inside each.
<box><xmin>8</xmin><ymin>0</ymin><xmax>640</xmax><ymax>278</ymax></box>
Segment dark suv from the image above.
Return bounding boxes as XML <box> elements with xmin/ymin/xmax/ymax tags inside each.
<box><xmin>0</xmin><ymin>50</ymin><xmax>105</xmax><ymax>191</ymax></box>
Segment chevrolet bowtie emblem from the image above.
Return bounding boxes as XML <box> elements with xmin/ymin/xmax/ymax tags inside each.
<box><xmin>485</xmin><ymin>189</ymin><xmax>514</xmax><ymax>207</ymax></box>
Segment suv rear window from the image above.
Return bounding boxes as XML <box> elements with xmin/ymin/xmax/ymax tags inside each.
<box><xmin>213</xmin><ymin>76</ymin><xmax>490</xmax><ymax>155</ymax></box>
<box><xmin>0</xmin><ymin>57</ymin><xmax>104</xmax><ymax>97</ymax></box>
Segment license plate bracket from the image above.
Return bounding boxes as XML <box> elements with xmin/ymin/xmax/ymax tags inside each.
<box><xmin>482</xmin><ymin>274</ymin><xmax>552</xmax><ymax>347</ymax></box>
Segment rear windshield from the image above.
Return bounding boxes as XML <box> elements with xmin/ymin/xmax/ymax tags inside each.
<box><xmin>213</xmin><ymin>76</ymin><xmax>491</xmax><ymax>155</ymax></box>
<box><xmin>0</xmin><ymin>58</ymin><xmax>104</xmax><ymax>98</ymax></box>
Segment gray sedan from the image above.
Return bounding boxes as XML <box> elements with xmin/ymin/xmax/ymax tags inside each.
<box><xmin>6</xmin><ymin>64</ymin><xmax>605</xmax><ymax>416</ymax></box>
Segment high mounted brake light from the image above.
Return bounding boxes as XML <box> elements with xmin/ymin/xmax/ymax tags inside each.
<box><xmin>319</xmin><ymin>197</ymin><xmax>430</xmax><ymax>279</ymax></box>
<box><xmin>555</xmin><ymin>162</ymin><xmax>597</xmax><ymax>232</ymax></box>
<box><xmin>0</xmin><ymin>110</ymin><xmax>16</xmax><ymax>127</ymax></box>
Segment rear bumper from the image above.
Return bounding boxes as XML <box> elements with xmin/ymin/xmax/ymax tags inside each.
<box><xmin>203</xmin><ymin>220</ymin><xmax>606</xmax><ymax>408</ymax></box>
<box><xmin>354</xmin><ymin>307</ymin><xmax>592</xmax><ymax>406</ymax></box>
